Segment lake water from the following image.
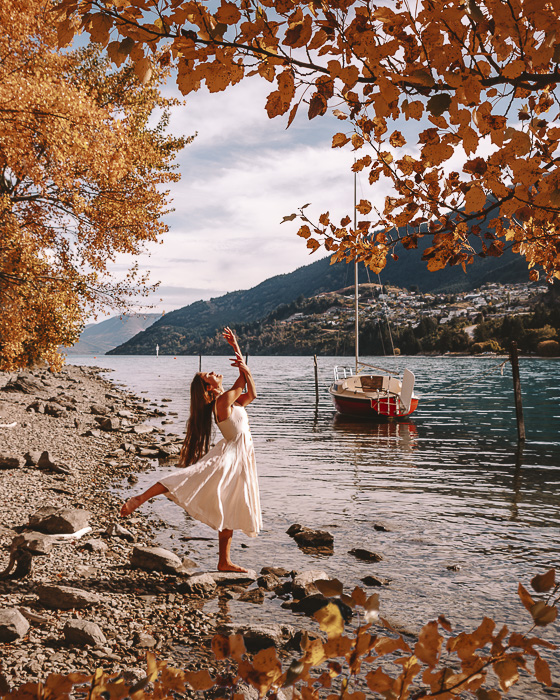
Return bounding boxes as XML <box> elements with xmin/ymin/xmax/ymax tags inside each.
<box><xmin>70</xmin><ymin>354</ymin><xmax>560</xmax><ymax>687</ymax></box>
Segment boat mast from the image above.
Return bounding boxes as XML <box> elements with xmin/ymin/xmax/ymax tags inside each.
<box><xmin>354</xmin><ymin>170</ymin><xmax>359</xmax><ymax>375</ymax></box>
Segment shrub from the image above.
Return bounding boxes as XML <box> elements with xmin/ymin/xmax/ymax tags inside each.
<box><xmin>537</xmin><ymin>340</ymin><xmax>560</xmax><ymax>357</ymax></box>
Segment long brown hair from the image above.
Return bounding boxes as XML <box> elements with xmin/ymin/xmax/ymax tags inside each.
<box><xmin>178</xmin><ymin>373</ymin><xmax>215</xmax><ymax>467</ymax></box>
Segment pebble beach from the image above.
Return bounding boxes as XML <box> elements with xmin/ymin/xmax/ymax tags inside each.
<box><xmin>0</xmin><ymin>365</ymin><xmax>313</xmax><ymax>695</ymax></box>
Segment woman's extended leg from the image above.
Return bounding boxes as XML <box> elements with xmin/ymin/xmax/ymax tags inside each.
<box><xmin>120</xmin><ymin>482</ymin><xmax>168</xmax><ymax>517</ymax></box>
<box><xmin>217</xmin><ymin>529</ymin><xmax>248</xmax><ymax>573</ymax></box>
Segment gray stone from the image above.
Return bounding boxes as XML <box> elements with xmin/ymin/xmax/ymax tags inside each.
<box><xmin>96</xmin><ymin>416</ymin><xmax>121</xmax><ymax>432</ymax></box>
<box><xmin>0</xmin><ymin>453</ymin><xmax>23</xmax><ymax>470</ymax></box>
<box><xmin>260</xmin><ymin>566</ymin><xmax>291</xmax><ymax>577</ymax></box>
<box><xmin>24</xmin><ymin>450</ymin><xmax>42</xmax><ymax>466</ymax></box>
<box><xmin>348</xmin><ymin>548</ymin><xmax>383</xmax><ymax>563</ymax></box>
<box><xmin>2</xmin><ymin>374</ymin><xmax>43</xmax><ymax>394</ymax></box>
<box><xmin>10</xmin><ymin>532</ymin><xmax>53</xmax><ymax>556</ymax></box>
<box><xmin>81</xmin><ymin>539</ymin><xmax>108</xmax><ymax>554</ymax></box>
<box><xmin>131</xmin><ymin>424</ymin><xmax>155</xmax><ymax>435</ymax></box>
<box><xmin>37</xmin><ymin>584</ymin><xmax>101</xmax><ymax>609</ymax></box>
<box><xmin>44</xmin><ymin>402</ymin><xmax>66</xmax><ymax>418</ymax></box>
<box><xmin>63</xmin><ymin>619</ymin><xmax>106</xmax><ymax>646</ymax></box>
<box><xmin>26</xmin><ymin>401</ymin><xmax>45</xmax><ymax>414</ymax></box>
<box><xmin>209</xmin><ymin>570</ymin><xmax>257</xmax><ymax>586</ymax></box>
<box><xmin>90</xmin><ymin>404</ymin><xmax>108</xmax><ymax>416</ymax></box>
<box><xmin>288</xmin><ymin>524</ymin><xmax>334</xmax><ymax>550</ymax></box>
<box><xmin>105</xmin><ymin>522</ymin><xmax>135</xmax><ymax>542</ymax></box>
<box><xmin>84</xmin><ymin>429</ymin><xmax>103</xmax><ymax>438</ymax></box>
<box><xmin>219</xmin><ymin>623</ymin><xmax>295</xmax><ymax>652</ymax></box>
<box><xmin>291</xmin><ymin>570</ymin><xmax>331</xmax><ymax>598</ymax></box>
<box><xmin>29</xmin><ymin>506</ymin><xmax>91</xmax><ymax>534</ymax></box>
<box><xmin>158</xmin><ymin>444</ymin><xmax>180</xmax><ymax>458</ymax></box>
<box><xmin>130</xmin><ymin>546</ymin><xmax>184</xmax><ymax>573</ymax></box>
<box><xmin>361</xmin><ymin>575</ymin><xmax>391</xmax><ymax>586</ymax></box>
<box><xmin>257</xmin><ymin>573</ymin><xmax>281</xmax><ymax>590</ymax></box>
<box><xmin>178</xmin><ymin>573</ymin><xmax>217</xmax><ymax>597</ymax></box>
<box><xmin>0</xmin><ymin>608</ymin><xmax>30</xmax><ymax>642</ymax></box>
<box><xmin>133</xmin><ymin>632</ymin><xmax>157</xmax><ymax>648</ymax></box>
<box><xmin>238</xmin><ymin>587</ymin><xmax>265</xmax><ymax>604</ymax></box>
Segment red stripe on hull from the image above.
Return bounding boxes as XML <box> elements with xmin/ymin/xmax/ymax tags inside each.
<box><xmin>332</xmin><ymin>394</ymin><xmax>419</xmax><ymax>419</ymax></box>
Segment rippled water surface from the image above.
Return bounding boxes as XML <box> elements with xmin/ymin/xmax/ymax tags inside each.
<box><xmin>71</xmin><ymin>354</ymin><xmax>560</xmax><ymax>686</ymax></box>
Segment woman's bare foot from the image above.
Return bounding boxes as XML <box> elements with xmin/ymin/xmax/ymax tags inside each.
<box><xmin>120</xmin><ymin>495</ymin><xmax>142</xmax><ymax>518</ymax></box>
<box><xmin>217</xmin><ymin>561</ymin><xmax>248</xmax><ymax>573</ymax></box>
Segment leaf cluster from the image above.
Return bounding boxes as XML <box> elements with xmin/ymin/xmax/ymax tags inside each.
<box><xmin>1</xmin><ymin>570</ymin><xmax>557</xmax><ymax>699</ymax></box>
<box><xmin>0</xmin><ymin>0</ymin><xmax>189</xmax><ymax>370</ymax></box>
<box><xmin>59</xmin><ymin>0</ymin><xmax>560</xmax><ymax>281</ymax></box>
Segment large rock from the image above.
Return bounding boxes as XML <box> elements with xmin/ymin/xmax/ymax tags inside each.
<box><xmin>29</xmin><ymin>506</ymin><xmax>91</xmax><ymax>534</ymax></box>
<box><xmin>105</xmin><ymin>522</ymin><xmax>135</xmax><ymax>542</ymax></box>
<box><xmin>44</xmin><ymin>402</ymin><xmax>66</xmax><ymax>418</ymax></box>
<box><xmin>219</xmin><ymin>623</ymin><xmax>296</xmax><ymax>652</ymax></box>
<box><xmin>291</xmin><ymin>570</ymin><xmax>331</xmax><ymax>599</ymax></box>
<box><xmin>209</xmin><ymin>570</ymin><xmax>257</xmax><ymax>586</ymax></box>
<box><xmin>0</xmin><ymin>608</ymin><xmax>30</xmax><ymax>642</ymax></box>
<box><xmin>0</xmin><ymin>453</ymin><xmax>23</xmax><ymax>470</ymax></box>
<box><xmin>287</xmin><ymin>524</ymin><xmax>334</xmax><ymax>551</ymax></box>
<box><xmin>37</xmin><ymin>584</ymin><xmax>101</xmax><ymax>609</ymax></box>
<box><xmin>95</xmin><ymin>416</ymin><xmax>120</xmax><ymax>432</ymax></box>
<box><xmin>178</xmin><ymin>573</ymin><xmax>217</xmax><ymax>597</ymax></box>
<box><xmin>90</xmin><ymin>404</ymin><xmax>108</xmax><ymax>416</ymax></box>
<box><xmin>63</xmin><ymin>619</ymin><xmax>106</xmax><ymax>646</ymax></box>
<box><xmin>2</xmin><ymin>374</ymin><xmax>43</xmax><ymax>394</ymax></box>
<box><xmin>348</xmin><ymin>548</ymin><xmax>383</xmax><ymax>563</ymax></box>
<box><xmin>10</xmin><ymin>532</ymin><xmax>53</xmax><ymax>556</ymax></box>
<box><xmin>130</xmin><ymin>546</ymin><xmax>184</xmax><ymax>574</ymax></box>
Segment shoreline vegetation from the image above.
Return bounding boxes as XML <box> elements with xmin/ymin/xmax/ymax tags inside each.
<box><xmin>0</xmin><ymin>366</ymin><xmax>557</xmax><ymax>699</ymax></box>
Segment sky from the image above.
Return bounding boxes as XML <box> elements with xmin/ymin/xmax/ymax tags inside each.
<box><xmin>117</xmin><ymin>75</ymin><xmax>394</xmax><ymax>315</ymax></box>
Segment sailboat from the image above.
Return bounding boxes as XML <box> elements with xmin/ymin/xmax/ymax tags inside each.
<box><xmin>328</xmin><ymin>177</ymin><xmax>419</xmax><ymax>420</ymax></box>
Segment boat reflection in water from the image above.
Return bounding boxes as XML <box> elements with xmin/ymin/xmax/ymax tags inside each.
<box><xmin>332</xmin><ymin>414</ymin><xmax>419</xmax><ymax>463</ymax></box>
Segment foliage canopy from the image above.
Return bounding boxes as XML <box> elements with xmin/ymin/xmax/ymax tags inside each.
<box><xmin>58</xmin><ymin>0</ymin><xmax>560</xmax><ymax>282</ymax></box>
<box><xmin>0</xmin><ymin>0</ymin><xmax>188</xmax><ymax>370</ymax></box>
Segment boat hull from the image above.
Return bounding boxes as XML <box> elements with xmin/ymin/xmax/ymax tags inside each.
<box><xmin>330</xmin><ymin>391</ymin><xmax>419</xmax><ymax>419</ymax></box>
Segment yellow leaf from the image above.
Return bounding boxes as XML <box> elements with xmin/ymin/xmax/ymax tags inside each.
<box><xmin>503</xmin><ymin>59</ymin><xmax>526</xmax><ymax>79</ymax></box>
<box><xmin>530</xmin><ymin>601</ymin><xmax>557</xmax><ymax>626</ymax></box>
<box><xmin>184</xmin><ymin>669</ymin><xmax>215</xmax><ymax>691</ymax></box>
<box><xmin>534</xmin><ymin>656</ymin><xmax>552</xmax><ymax>686</ymax></box>
<box><xmin>315</xmin><ymin>602</ymin><xmax>344</xmax><ymax>638</ymax></box>
<box><xmin>57</xmin><ymin>18</ymin><xmax>76</xmax><ymax>49</ymax></box>
<box><xmin>465</xmin><ymin>184</ymin><xmax>487</xmax><ymax>213</ymax></box>
<box><xmin>389</xmin><ymin>130</ymin><xmax>406</xmax><ymax>148</ymax></box>
<box><xmin>216</xmin><ymin>1</ymin><xmax>241</xmax><ymax>25</ymax></box>
<box><xmin>332</xmin><ymin>132</ymin><xmax>350</xmax><ymax>148</ymax></box>
<box><xmin>414</xmin><ymin>620</ymin><xmax>443</xmax><ymax>668</ymax></box>
<box><xmin>493</xmin><ymin>657</ymin><xmax>519</xmax><ymax>691</ymax></box>
<box><xmin>133</xmin><ymin>57</ymin><xmax>152</xmax><ymax>85</ymax></box>
<box><xmin>518</xmin><ymin>583</ymin><xmax>536</xmax><ymax>612</ymax></box>
<box><xmin>315</xmin><ymin>578</ymin><xmax>343</xmax><ymax>597</ymax></box>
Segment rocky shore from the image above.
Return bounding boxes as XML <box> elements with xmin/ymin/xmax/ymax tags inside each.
<box><xmin>0</xmin><ymin>365</ymin><xmax>346</xmax><ymax>695</ymax></box>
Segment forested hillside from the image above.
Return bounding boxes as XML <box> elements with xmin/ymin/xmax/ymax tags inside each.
<box><xmin>109</xmin><ymin>239</ymin><xmax>529</xmax><ymax>356</ymax></box>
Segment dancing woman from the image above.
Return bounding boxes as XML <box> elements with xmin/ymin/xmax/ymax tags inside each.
<box><xmin>120</xmin><ymin>327</ymin><xmax>262</xmax><ymax>572</ymax></box>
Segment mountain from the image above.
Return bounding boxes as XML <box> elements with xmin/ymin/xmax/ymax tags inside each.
<box><xmin>109</xmin><ymin>237</ymin><xmax>530</xmax><ymax>355</ymax></box>
<box><xmin>64</xmin><ymin>313</ymin><xmax>160</xmax><ymax>355</ymax></box>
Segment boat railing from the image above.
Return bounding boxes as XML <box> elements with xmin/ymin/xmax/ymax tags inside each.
<box><xmin>333</xmin><ymin>365</ymin><xmax>354</xmax><ymax>381</ymax></box>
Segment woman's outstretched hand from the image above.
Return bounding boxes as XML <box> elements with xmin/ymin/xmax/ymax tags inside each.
<box><xmin>231</xmin><ymin>357</ymin><xmax>249</xmax><ymax>375</ymax></box>
<box><xmin>223</xmin><ymin>326</ymin><xmax>242</xmax><ymax>359</ymax></box>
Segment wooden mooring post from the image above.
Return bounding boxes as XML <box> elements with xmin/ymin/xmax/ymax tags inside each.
<box><xmin>509</xmin><ymin>341</ymin><xmax>526</xmax><ymax>442</ymax></box>
<box><xmin>198</xmin><ymin>355</ymin><xmax>202</xmax><ymax>372</ymax></box>
<box><xmin>313</xmin><ymin>354</ymin><xmax>319</xmax><ymax>402</ymax></box>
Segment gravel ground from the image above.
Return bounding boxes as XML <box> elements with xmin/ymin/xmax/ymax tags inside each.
<box><xmin>0</xmin><ymin>365</ymin><xmax>253</xmax><ymax>693</ymax></box>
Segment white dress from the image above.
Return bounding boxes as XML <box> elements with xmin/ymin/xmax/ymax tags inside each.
<box><xmin>158</xmin><ymin>404</ymin><xmax>262</xmax><ymax>537</ymax></box>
